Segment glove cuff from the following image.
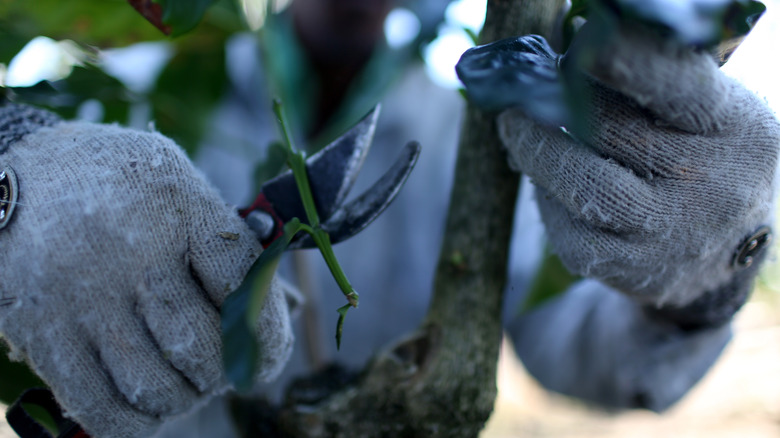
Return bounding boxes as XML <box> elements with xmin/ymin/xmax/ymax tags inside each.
<box><xmin>642</xmin><ymin>226</ymin><xmax>772</xmax><ymax>331</ymax></box>
<box><xmin>0</xmin><ymin>103</ymin><xmax>61</xmax><ymax>154</ymax></box>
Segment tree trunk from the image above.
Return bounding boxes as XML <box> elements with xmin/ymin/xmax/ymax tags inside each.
<box><xmin>278</xmin><ymin>1</ymin><xmax>566</xmax><ymax>436</ymax></box>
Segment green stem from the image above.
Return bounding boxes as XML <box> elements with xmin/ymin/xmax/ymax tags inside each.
<box><xmin>272</xmin><ymin>98</ymin><xmax>298</xmax><ymax>153</ymax></box>
<box><xmin>272</xmin><ymin>98</ymin><xmax>358</xmax><ymax>348</ymax></box>
<box><xmin>299</xmin><ymin>224</ymin><xmax>359</xmax><ymax>307</ymax></box>
<box><xmin>287</xmin><ymin>152</ymin><xmax>321</xmax><ymax>227</ymax></box>
<box><xmin>273</xmin><ymin>99</ymin><xmax>321</xmax><ymax>227</ymax></box>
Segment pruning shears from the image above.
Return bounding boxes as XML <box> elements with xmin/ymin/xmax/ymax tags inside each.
<box><xmin>4</xmin><ymin>106</ymin><xmax>420</xmax><ymax>438</ymax></box>
<box><xmin>239</xmin><ymin>105</ymin><xmax>421</xmax><ymax>249</ymax></box>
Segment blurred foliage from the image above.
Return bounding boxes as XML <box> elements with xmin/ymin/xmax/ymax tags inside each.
<box><xmin>521</xmin><ymin>247</ymin><xmax>579</xmax><ymax>313</ymax></box>
<box><xmin>260</xmin><ymin>13</ymin><xmax>411</xmax><ymax>152</ymax></box>
<box><xmin>0</xmin><ymin>0</ymin><xmax>165</xmax><ymax>59</ymax></box>
<box><xmin>145</xmin><ymin>1</ymin><xmax>244</xmax><ymax>155</ymax></box>
<box><xmin>564</xmin><ymin>0</ymin><xmax>766</xmax><ymax>50</ymax></box>
<box><xmin>148</xmin><ymin>22</ymin><xmax>231</xmax><ymax>155</ymax></box>
<box><xmin>7</xmin><ymin>65</ymin><xmax>134</xmax><ymax>124</ymax></box>
<box><xmin>2</xmin><ymin>0</ymin><xmax>416</xmax><ymax>159</ymax></box>
<box><xmin>1</xmin><ymin>0</ymin><xmax>246</xmax><ymax>157</ymax></box>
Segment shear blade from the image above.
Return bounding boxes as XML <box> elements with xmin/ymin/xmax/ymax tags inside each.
<box><xmin>261</xmin><ymin>105</ymin><xmax>380</xmax><ymax>224</ymax></box>
<box><xmin>289</xmin><ymin>141</ymin><xmax>422</xmax><ymax>250</ymax></box>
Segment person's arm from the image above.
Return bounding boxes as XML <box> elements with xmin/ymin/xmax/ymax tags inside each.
<box><xmin>498</xmin><ymin>22</ymin><xmax>779</xmax><ymax>409</ymax></box>
<box><xmin>508</xmin><ymin>280</ymin><xmax>732</xmax><ymax>412</ymax></box>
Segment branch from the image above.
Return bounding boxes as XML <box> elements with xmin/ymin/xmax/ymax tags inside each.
<box><xmin>276</xmin><ymin>1</ymin><xmax>566</xmax><ymax>436</ymax></box>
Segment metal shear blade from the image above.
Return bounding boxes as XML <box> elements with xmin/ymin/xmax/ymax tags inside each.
<box><xmin>288</xmin><ymin>140</ymin><xmax>421</xmax><ymax>249</ymax></box>
<box><xmin>260</xmin><ymin>105</ymin><xmax>380</xmax><ymax>224</ymax></box>
<box><xmin>247</xmin><ymin>105</ymin><xmax>421</xmax><ymax>249</ymax></box>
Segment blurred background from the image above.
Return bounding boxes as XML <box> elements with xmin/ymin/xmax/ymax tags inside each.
<box><xmin>1</xmin><ymin>0</ymin><xmax>779</xmax><ymax>436</ymax></box>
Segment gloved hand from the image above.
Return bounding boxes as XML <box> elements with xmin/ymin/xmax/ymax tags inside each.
<box><xmin>0</xmin><ymin>104</ymin><xmax>294</xmax><ymax>437</ymax></box>
<box><xmin>498</xmin><ymin>22</ymin><xmax>780</xmax><ymax>325</ymax></box>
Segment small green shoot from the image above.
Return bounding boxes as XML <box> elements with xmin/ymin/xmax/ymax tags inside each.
<box><xmin>271</xmin><ymin>99</ymin><xmax>359</xmax><ymax>319</ymax></box>
<box><xmin>221</xmin><ymin>99</ymin><xmax>360</xmax><ymax>391</ymax></box>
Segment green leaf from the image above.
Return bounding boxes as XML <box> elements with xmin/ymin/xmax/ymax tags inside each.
<box><xmin>562</xmin><ymin>0</ymin><xmax>589</xmax><ymax>50</ymax></box>
<box><xmin>0</xmin><ymin>0</ymin><xmax>166</xmax><ymax>60</ymax></box>
<box><xmin>463</xmin><ymin>27</ymin><xmax>480</xmax><ymax>46</ymax></box>
<box><xmin>221</xmin><ymin>219</ymin><xmax>301</xmax><ymax>392</ymax></box>
<box><xmin>521</xmin><ymin>248</ymin><xmax>580</xmax><ymax>314</ymax></box>
<box><xmin>153</xmin><ymin>0</ymin><xmax>219</xmax><ymax>37</ymax></box>
<box><xmin>0</xmin><ymin>343</ymin><xmax>47</xmax><ymax>406</ymax></box>
<box><xmin>149</xmin><ymin>26</ymin><xmax>228</xmax><ymax>156</ymax></box>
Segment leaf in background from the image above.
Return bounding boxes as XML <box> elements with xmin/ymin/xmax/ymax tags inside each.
<box><xmin>455</xmin><ymin>35</ymin><xmax>569</xmax><ymax>126</ymax></box>
<box><xmin>0</xmin><ymin>343</ymin><xmax>47</xmax><ymax>407</ymax></box>
<box><xmin>151</xmin><ymin>0</ymin><xmax>220</xmax><ymax>37</ymax></box>
<box><xmin>582</xmin><ymin>0</ymin><xmax>766</xmax><ymax>48</ymax></box>
<box><xmin>0</xmin><ymin>0</ymin><xmax>166</xmax><ymax>61</ymax></box>
<box><xmin>521</xmin><ymin>248</ymin><xmax>580</xmax><ymax>314</ymax></box>
<box><xmin>222</xmin><ymin>219</ymin><xmax>301</xmax><ymax>392</ymax></box>
<box><xmin>562</xmin><ymin>0</ymin><xmax>589</xmax><ymax>51</ymax></box>
<box><xmin>149</xmin><ymin>25</ymin><xmax>228</xmax><ymax>156</ymax></box>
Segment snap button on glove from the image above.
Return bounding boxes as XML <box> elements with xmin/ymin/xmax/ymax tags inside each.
<box><xmin>498</xmin><ymin>23</ymin><xmax>780</xmax><ymax>309</ymax></box>
<box><xmin>0</xmin><ymin>104</ymin><xmax>294</xmax><ymax>438</ymax></box>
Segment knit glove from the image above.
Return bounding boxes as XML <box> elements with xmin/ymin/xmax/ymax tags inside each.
<box><xmin>498</xmin><ymin>22</ymin><xmax>780</xmax><ymax>326</ymax></box>
<box><xmin>0</xmin><ymin>104</ymin><xmax>294</xmax><ymax>438</ymax></box>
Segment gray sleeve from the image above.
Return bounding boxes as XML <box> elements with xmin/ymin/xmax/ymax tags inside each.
<box><xmin>506</xmin><ymin>279</ymin><xmax>733</xmax><ymax>412</ymax></box>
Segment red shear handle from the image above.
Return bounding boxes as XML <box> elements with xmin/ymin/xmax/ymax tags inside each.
<box><xmin>239</xmin><ymin>192</ymin><xmax>285</xmax><ymax>248</ymax></box>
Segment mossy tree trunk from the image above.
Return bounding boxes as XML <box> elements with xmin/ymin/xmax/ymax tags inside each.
<box><xmin>278</xmin><ymin>1</ymin><xmax>566</xmax><ymax>436</ymax></box>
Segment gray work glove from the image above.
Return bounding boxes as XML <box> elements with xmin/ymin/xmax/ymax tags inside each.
<box><xmin>0</xmin><ymin>104</ymin><xmax>294</xmax><ymax>438</ymax></box>
<box><xmin>498</xmin><ymin>22</ymin><xmax>780</xmax><ymax>326</ymax></box>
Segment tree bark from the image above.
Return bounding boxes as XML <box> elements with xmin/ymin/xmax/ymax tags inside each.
<box><xmin>278</xmin><ymin>1</ymin><xmax>566</xmax><ymax>436</ymax></box>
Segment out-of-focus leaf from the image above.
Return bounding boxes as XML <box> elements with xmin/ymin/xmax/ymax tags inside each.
<box><xmin>222</xmin><ymin>219</ymin><xmax>301</xmax><ymax>392</ymax></box>
<box><xmin>7</xmin><ymin>65</ymin><xmax>133</xmax><ymax>124</ymax></box>
<box><xmin>455</xmin><ymin>35</ymin><xmax>569</xmax><ymax>126</ymax></box>
<box><xmin>463</xmin><ymin>27</ymin><xmax>480</xmax><ymax>46</ymax></box>
<box><xmin>562</xmin><ymin>0</ymin><xmax>589</xmax><ymax>50</ymax></box>
<box><xmin>0</xmin><ymin>343</ymin><xmax>47</xmax><ymax>406</ymax></box>
<box><xmin>0</xmin><ymin>0</ymin><xmax>166</xmax><ymax>60</ymax></box>
<box><xmin>149</xmin><ymin>25</ymin><xmax>228</xmax><ymax>156</ymax></box>
<box><xmin>0</xmin><ymin>344</ymin><xmax>59</xmax><ymax>434</ymax></box>
<box><xmin>261</xmin><ymin>14</ymin><xmax>409</xmax><ymax>151</ymax></box>
<box><xmin>521</xmin><ymin>248</ymin><xmax>580</xmax><ymax>314</ymax></box>
<box><xmin>571</xmin><ymin>0</ymin><xmax>766</xmax><ymax>49</ymax></box>
<box><xmin>152</xmin><ymin>0</ymin><xmax>220</xmax><ymax>37</ymax></box>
